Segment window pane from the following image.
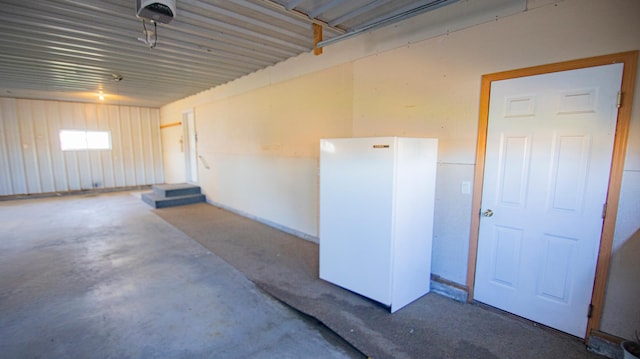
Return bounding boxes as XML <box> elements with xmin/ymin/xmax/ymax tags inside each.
<box><xmin>60</xmin><ymin>130</ymin><xmax>87</xmax><ymax>150</ymax></box>
<box><xmin>60</xmin><ymin>130</ymin><xmax>111</xmax><ymax>151</ymax></box>
<box><xmin>86</xmin><ymin>131</ymin><xmax>111</xmax><ymax>150</ymax></box>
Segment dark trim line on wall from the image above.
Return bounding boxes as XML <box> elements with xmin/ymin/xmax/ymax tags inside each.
<box><xmin>0</xmin><ymin>185</ymin><xmax>153</xmax><ymax>202</ymax></box>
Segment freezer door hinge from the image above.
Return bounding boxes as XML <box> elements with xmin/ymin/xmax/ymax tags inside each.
<box><xmin>617</xmin><ymin>91</ymin><xmax>623</xmax><ymax>108</ymax></box>
<box><xmin>588</xmin><ymin>304</ymin><xmax>594</xmax><ymax>318</ymax></box>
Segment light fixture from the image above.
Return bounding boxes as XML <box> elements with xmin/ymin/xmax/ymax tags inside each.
<box><xmin>98</xmin><ymin>92</ymin><xmax>105</xmax><ymax>101</ymax></box>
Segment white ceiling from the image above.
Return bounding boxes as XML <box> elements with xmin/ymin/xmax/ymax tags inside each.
<box><xmin>0</xmin><ymin>0</ymin><xmax>466</xmax><ymax>107</ymax></box>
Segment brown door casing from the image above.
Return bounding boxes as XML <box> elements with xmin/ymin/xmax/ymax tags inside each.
<box><xmin>466</xmin><ymin>51</ymin><xmax>638</xmax><ymax>340</ymax></box>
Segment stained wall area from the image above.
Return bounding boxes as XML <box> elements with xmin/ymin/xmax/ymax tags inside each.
<box><xmin>0</xmin><ymin>98</ymin><xmax>163</xmax><ymax>195</ymax></box>
<box><xmin>162</xmin><ymin>0</ymin><xmax>640</xmax><ymax>339</ymax></box>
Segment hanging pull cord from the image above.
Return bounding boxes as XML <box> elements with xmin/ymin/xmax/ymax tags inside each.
<box><xmin>140</xmin><ymin>19</ymin><xmax>158</xmax><ymax>48</ymax></box>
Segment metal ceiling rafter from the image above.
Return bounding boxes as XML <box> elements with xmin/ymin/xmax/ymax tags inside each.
<box><xmin>328</xmin><ymin>0</ymin><xmax>392</xmax><ymax>27</ymax></box>
<box><xmin>259</xmin><ymin>0</ymin><xmax>346</xmax><ymax>34</ymax></box>
<box><xmin>0</xmin><ymin>0</ymin><xmax>488</xmax><ymax>107</ymax></box>
<box><xmin>183</xmin><ymin>0</ymin><xmax>310</xmax><ymax>43</ymax></box>
<box><xmin>285</xmin><ymin>0</ymin><xmax>305</xmax><ymax>11</ymax></box>
<box><xmin>0</xmin><ymin>80</ymin><xmax>99</xmax><ymax>92</ymax></box>
<box><xmin>359</xmin><ymin>0</ymin><xmax>458</xmax><ymax>29</ymax></box>
<box><xmin>163</xmin><ymin>21</ymin><xmax>300</xmax><ymax>59</ymax></box>
<box><xmin>0</xmin><ymin>55</ymin><xmax>229</xmax><ymax>88</ymax></box>
<box><xmin>0</xmin><ymin>56</ymin><xmax>228</xmax><ymax>89</ymax></box>
<box><xmin>0</xmin><ymin>25</ymin><xmax>260</xmax><ymax>80</ymax></box>
<box><xmin>177</xmin><ymin>10</ymin><xmax>309</xmax><ymax>52</ymax></box>
<box><xmin>0</xmin><ymin>65</ymin><xmax>225</xmax><ymax>93</ymax></box>
<box><xmin>42</xmin><ymin>0</ymin><xmax>302</xmax><ymax>58</ymax></box>
<box><xmin>0</xmin><ymin>69</ymin><xmax>109</xmax><ymax>86</ymax></box>
<box><xmin>1</xmin><ymin>4</ymin><xmax>139</xmax><ymax>41</ymax></box>
<box><xmin>47</xmin><ymin>0</ymin><xmax>127</xmax><ymax>17</ymax></box>
<box><xmin>33</xmin><ymin>0</ymin><xmax>126</xmax><ymax>23</ymax></box>
<box><xmin>307</xmin><ymin>0</ymin><xmax>345</xmax><ymax>19</ymax></box>
<box><xmin>0</xmin><ymin>48</ymin><xmax>247</xmax><ymax>84</ymax></box>
<box><xmin>0</xmin><ymin>31</ymin><xmax>250</xmax><ymax>76</ymax></box>
<box><xmin>44</xmin><ymin>0</ymin><xmax>312</xmax><ymax>59</ymax></box>
<box><xmin>318</xmin><ymin>0</ymin><xmax>460</xmax><ymax>48</ymax></box>
<box><xmin>0</xmin><ymin>10</ymin><xmax>285</xmax><ymax>67</ymax></box>
<box><xmin>3</xmin><ymin>76</ymin><xmax>111</xmax><ymax>89</ymax></box>
<box><xmin>173</xmin><ymin>24</ymin><xmax>300</xmax><ymax>58</ymax></box>
<box><xmin>0</xmin><ymin>74</ymin><xmax>208</xmax><ymax>96</ymax></box>
<box><xmin>15</xmin><ymin>0</ymin><xmax>307</xmax><ymax>55</ymax></box>
<box><xmin>0</xmin><ymin>69</ymin><xmax>102</xmax><ymax>84</ymax></box>
<box><xmin>0</xmin><ymin>28</ymin><xmax>273</xmax><ymax>76</ymax></box>
<box><xmin>226</xmin><ymin>0</ymin><xmax>313</xmax><ymax>30</ymax></box>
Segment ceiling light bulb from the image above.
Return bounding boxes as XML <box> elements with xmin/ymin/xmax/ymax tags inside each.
<box><xmin>99</xmin><ymin>94</ymin><xmax>105</xmax><ymax>101</ymax></box>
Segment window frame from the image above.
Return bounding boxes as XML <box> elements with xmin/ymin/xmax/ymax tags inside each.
<box><xmin>59</xmin><ymin>129</ymin><xmax>112</xmax><ymax>151</ymax></box>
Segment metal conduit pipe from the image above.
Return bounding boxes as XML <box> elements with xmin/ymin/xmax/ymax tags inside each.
<box><xmin>317</xmin><ymin>0</ymin><xmax>460</xmax><ymax>48</ymax></box>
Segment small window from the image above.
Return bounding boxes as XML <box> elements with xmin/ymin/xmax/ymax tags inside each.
<box><xmin>60</xmin><ymin>130</ymin><xmax>111</xmax><ymax>151</ymax></box>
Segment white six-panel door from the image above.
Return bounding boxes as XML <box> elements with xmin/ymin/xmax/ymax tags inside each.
<box><xmin>474</xmin><ymin>64</ymin><xmax>623</xmax><ymax>336</ymax></box>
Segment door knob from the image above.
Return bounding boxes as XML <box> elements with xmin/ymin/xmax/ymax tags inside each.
<box><xmin>483</xmin><ymin>209</ymin><xmax>494</xmax><ymax>217</ymax></box>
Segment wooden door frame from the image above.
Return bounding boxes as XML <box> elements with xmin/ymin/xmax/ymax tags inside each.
<box><xmin>466</xmin><ymin>50</ymin><xmax>638</xmax><ymax>340</ymax></box>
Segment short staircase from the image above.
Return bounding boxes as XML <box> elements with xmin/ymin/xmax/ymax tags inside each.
<box><xmin>142</xmin><ymin>183</ymin><xmax>205</xmax><ymax>208</ymax></box>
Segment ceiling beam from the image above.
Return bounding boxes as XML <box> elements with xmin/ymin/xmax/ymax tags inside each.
<box><xmin>313</xmin><ymin>23</ymin><xmax>323</xmax><ymax>56</ymax></box>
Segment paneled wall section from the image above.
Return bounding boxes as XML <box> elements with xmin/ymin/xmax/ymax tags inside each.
<box><xmin>0</xmin><ymin>98</ymin><xmax>163</xmax><ymax>196</ymax></box>
<box><xmin>160</xmin><ymin>0</ymin><xmax>640</xmax><ymax>339</ymax></box>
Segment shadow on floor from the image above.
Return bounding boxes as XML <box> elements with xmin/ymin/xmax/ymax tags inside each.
<box><xmin>154</xmin><ymin>202</ymin><xmax>604</xmax><ymax>359</ymax></box>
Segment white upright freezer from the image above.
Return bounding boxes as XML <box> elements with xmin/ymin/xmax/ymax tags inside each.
<box><xmin>319</xmin><ymin>137</ymin><xmax>438</xmax><ymax>312</ymax></box>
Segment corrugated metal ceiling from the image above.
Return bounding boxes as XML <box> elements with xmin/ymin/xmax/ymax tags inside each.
<box><xmin>0</xmin><ymin>0</ymin><xmax>461</xmax><ymax>107</ymax></box>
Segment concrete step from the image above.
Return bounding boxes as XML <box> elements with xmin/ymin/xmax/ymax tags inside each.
<box><xmin>152</xmin><ymin>183</ymin><xmax>201</xmax><ymax>198</ymax></box>
<box><xmin>141</xmin><ymin>192</ymin><xmax>205</xmax><ymax>209</ymax></box>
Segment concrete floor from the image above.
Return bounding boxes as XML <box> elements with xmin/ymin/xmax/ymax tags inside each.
<box><xmin>0</xmin><ymin>193</ymin><xmax>362</xmax><ymax>358</ymax></box>
<box><xmin>0</xmin><ymin>191</ymin><xmax>607</xmax><ymax>359</ymax></box>
<box><xmin>155</xmin><ymin>199</ymin><xmax>606</xmax><ymax>359</ymax></box>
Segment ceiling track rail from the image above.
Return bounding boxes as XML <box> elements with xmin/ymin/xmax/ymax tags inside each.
<box><xmin>259</xmin><ymin>0</ymin><xmax>347</xmax><ymax>35</ymax></box>
<box><xmin>317</xmin><ymin>0</ymin><xmax>460</xmax><ymax>48</ymax></box>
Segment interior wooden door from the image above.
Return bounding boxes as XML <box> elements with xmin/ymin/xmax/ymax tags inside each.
<box><xmin>474</xmin><ymin>63</ymin><xmax>623</xmax><ymax>336</ymax></box>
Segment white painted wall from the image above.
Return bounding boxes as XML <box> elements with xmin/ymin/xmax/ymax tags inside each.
<box><xmin>160</xmin><ymin>0</ymin><xmax>640</xmax><ymax>339</ymax></box>
<box><xmin>602</xmin><ymin>172</ymin><xmax>640</xmax><ymax>339</ymax></box>
<box><xmin>0</xmin><ymin>98</ymin><xmax>163</xmax><ymax>195</ymax></box>
<box><xmin>195</xmin><ymin>64</ymin><xmax>354</xmax><ymax>237</ymax></box>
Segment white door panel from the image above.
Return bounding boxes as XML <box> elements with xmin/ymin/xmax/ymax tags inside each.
<box><xmin>475</xmin><ymin>64</ymin><xmax>623</xmax><ymax>337</ymax></box>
